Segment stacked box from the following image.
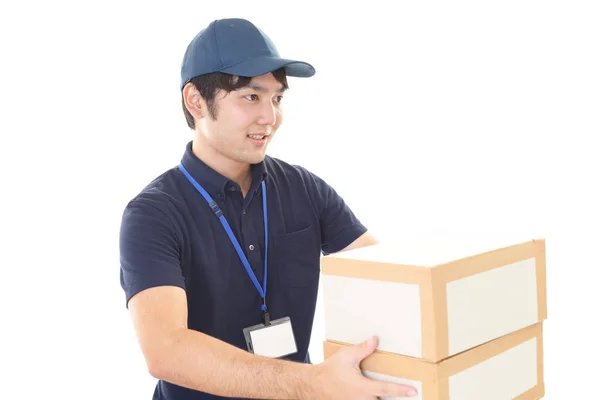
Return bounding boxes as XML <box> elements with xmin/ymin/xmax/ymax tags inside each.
<box><xmin>321</xmin><ymin>238</ymin><xmax>547</xmax><ymax>399</ymax></box>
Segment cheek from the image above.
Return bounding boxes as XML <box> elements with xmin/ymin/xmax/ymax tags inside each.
<box><xmin>204</xmin><ymin>119</ymin><xmax>234</xmax><ymax>147</ymax></box>
<box><xmin>229</xmin><ymin>106</ymin><xmax>255</xmax><ymax>128</ymax></box>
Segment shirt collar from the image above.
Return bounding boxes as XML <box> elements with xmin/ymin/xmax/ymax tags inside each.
<box><xmin>180</xmin><ymin>141</ymin><xmax>268</xmax><ymax>199</ymax></box>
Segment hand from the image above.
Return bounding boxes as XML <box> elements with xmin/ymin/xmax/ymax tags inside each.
<box><xmin>305</xmin><ymin>336</ymin><xmax>418</xmax><ymax>399</ymax></box>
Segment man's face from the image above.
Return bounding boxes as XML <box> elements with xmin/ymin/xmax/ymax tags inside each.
<box><xmin>197</xmin><ymin>72</ymin><xmax>285</xmax><ymax>165</ymax></box>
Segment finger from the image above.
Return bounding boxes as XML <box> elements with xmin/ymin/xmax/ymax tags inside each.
<box><xmin>367</xmin><ymin>379</ymin><xmax>418</xmax><ymax>398</ymax></box>
<box><xmin>347</xmin><ymin>336</ymin><xmax>378</xmax><ymax>364</ymax></box>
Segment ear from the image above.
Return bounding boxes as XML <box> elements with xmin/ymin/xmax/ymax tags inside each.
<box><xmin>182</xmin><ymin>82</ymin><xmax>205</xmax><ymax>121</ymax></box>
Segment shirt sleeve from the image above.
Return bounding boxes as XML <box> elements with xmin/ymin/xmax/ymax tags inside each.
<box><xmin>300</xmin><ymin>168</ymin><xmax>368</xmax><ymax>255</ymax></box>
<box><xmin>119</xmin><ymin>198</ymin><xmax>185</xmax><ymax>308</ymax></box>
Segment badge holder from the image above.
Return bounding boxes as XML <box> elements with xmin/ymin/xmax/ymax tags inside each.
<box><xmin>243</xmin><ymin>311</ymin><xmax>297</xmax><ymax>359</ymax></box>
<box><xmin>179</xmin><ymin>164</ymin><xmax>297</xmax><ymax>358</ymax></box>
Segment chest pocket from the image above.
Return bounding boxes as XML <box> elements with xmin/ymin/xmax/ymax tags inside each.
<box><xmin>272</xmin><ymin>225</ymin><xmax>321</xmax><ymax>288</ymax></box>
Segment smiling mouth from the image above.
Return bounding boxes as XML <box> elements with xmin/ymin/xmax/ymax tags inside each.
<box><xmin>248</xmin><ymin>134</ymin><xmax>267</xmax><ymax>140</ymax></box>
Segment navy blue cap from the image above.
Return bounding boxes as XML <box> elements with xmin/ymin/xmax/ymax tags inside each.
<box><xmin>180</xmin><ymin>18</ymin><xmax>316</xmax><ymax>90</ymax></box>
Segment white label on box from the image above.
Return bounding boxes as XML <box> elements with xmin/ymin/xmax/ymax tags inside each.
<box><xmin>362</xmin><ymin>370</ymin><xmax>423</xmax><ymax>400</ymax></box>
<box><xmin>323</xmin><ymin>275</ymin><xmax>422</xmax><ymax>358</ymax></box>
<box><xmin>448</xmin><ymin>337</ymin><xmax>538</xmax><ymax>399</ymax></box>
<box><xmin>446</xmin><ymin>257</ymin><xmax>539</xmax><ymax>356</ymax></box>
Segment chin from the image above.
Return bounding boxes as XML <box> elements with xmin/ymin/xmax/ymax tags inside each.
<box><xmin>249</xmin><ymin>154</ymin><xmax>267</xmax><ymax>164</ymax></box>
<box><xmin>238</xmin><ymin>152</ymin><xmax>267</xmax><ymax>165</ymax></box>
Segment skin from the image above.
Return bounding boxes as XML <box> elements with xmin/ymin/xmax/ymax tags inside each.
<box><xmin>184</xmin><ymin>72</ymin><xmax>284</xmax><ymax>196</ymax></box>
<box><xmin>127</xmin><ymin>72</ymin><xmax>418</xmax><ymax>399</ymax></box>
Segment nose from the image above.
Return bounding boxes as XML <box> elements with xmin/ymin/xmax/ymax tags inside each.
<box><xmin>257</xmin><ymin>100</ymin><xmax>277</xmax><ymax>126</ymax></box>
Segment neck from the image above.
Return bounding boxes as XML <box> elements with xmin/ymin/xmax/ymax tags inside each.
<box><xmin>191</xmin><ymin>139</ymin><xmax>252</xmax><ymax>194</ymax></box>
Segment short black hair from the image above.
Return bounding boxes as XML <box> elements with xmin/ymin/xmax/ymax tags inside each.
<box><xmin>182</xmin><ymin>68</ymin><xmax>288</xmax><ymax>129</ymax></box>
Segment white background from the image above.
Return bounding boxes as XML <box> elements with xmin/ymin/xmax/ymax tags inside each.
<box><xmin>1</xmin><ymin>0</ymin><xmax>599</xmax><ymax>398</ymax></box>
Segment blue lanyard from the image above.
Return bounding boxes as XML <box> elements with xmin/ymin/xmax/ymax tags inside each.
<box><xmin>178</xmin><ymin>163</ymin><xmax>270</xmax><ymax>323</ymax></box>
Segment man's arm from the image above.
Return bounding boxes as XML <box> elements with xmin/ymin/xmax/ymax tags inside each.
<box><xmin>338</xmin><ymin>231</ymin><xmax>380</xmax><ymax>253</ymax></box>
<box><xmin>121</xmin><ymin>198</ymin><xmax>417</xmax><ymax>399</ymax></box>
<box><xmin>128</xmin><ymin>285</ymin><xmax>417</xmax><ymax>399</ymax></box>
<box><xmin>121</xmin><ymin>199</ymin><xmax>310</xmax><ymax>398</ymax></box>
<box><xmin>128</xmin><ymin>285</ymin><xmax>311</xmax><ymax>399</ymax></box>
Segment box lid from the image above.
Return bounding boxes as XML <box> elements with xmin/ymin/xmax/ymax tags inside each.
<box><xmin>325</xmin><ymin>235</ymin><xmax>542</xmax><ymax>267</ymax></box>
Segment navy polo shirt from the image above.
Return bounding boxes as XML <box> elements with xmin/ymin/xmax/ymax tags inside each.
<box><xmin>119</xmin><ymin>141</ymin><xmax>367</xmax><ymax>400</ymax></box>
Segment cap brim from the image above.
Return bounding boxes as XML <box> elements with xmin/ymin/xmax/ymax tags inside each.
<box><xmin>219</xmin><ymin>55</ymin><xmax>315</xmax><ymax>78</ymax></box>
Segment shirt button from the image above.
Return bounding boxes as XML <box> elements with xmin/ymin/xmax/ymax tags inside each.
<box><xmin>249</xmin><ymin>244</ymin><xmax>255</xmax><ymax>251</ymax></box>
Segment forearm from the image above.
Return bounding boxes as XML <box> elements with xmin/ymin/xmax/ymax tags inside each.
<box><xmin>150</xmin><ymin>328</ymin><xmax>313</xmax><ymax>399</ymax></box>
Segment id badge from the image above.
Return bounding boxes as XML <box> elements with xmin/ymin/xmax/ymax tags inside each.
<box><xmin>243</xmin><ymin>316</ymin><xmax>297</xmax><ymax>358</ymax></box>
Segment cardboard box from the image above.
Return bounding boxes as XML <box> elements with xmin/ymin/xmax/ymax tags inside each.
<box><xmin>321</xmin><ymin>238</ymin><xmax>547</xmax><ymax>362</ymax></box>
<box><xmin>323</xmin><ymin>322</ymin><xmax>545</xmax><ymax>400</ymax></box>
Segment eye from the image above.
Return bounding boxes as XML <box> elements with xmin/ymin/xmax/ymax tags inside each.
<box><xmin>274</xmin><ymin>95</ymin><xmax>284</xmax><ymax>103</ymax></box>
<box><xmin>244</xmin><ymin>94</ymin><xmax>259</xmax><ymax>101</ymax></box>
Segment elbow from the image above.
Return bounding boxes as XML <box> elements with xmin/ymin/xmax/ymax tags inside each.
<box><xmin>144</xmin><ymin>330</ymin><xmax>183</xmax><ymax>380</ymax></box>
<box><xmin>147</xmin><ymin>358</ymin><xmax>166</xmax><ymax>380</ymax></box>
<box><xmin>146</xmin><ymin>349</ymin><xmax>176</xmax><ymax>381</ymax></box>
<box><xmin>144</xmin><ymin>345</ymin><xmax>174</xmax><ymax>380</ymax></box>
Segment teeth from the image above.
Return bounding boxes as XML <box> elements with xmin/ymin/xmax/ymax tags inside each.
<box><xmin>249</xmin><ymin>135</ymin><xmax>265</xmax><ymax>140</ymax></box>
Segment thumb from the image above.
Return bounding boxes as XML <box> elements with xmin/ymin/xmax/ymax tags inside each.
<box><xmin>348</xmin><ymin>336</ymin><xmax>378</xmax><ymax>364</ymax></box>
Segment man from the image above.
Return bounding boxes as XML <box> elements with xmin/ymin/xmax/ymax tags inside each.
<box><xmin>119</xmin><ymin>18</ymin><xmax>418</xmax><ymax>399</ymax></box>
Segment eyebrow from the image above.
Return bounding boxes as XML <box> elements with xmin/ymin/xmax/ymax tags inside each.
<box><xmin>244</xmin><ymin>84</ymin><xmax>288</xmax><ymax>94</ymax></box>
